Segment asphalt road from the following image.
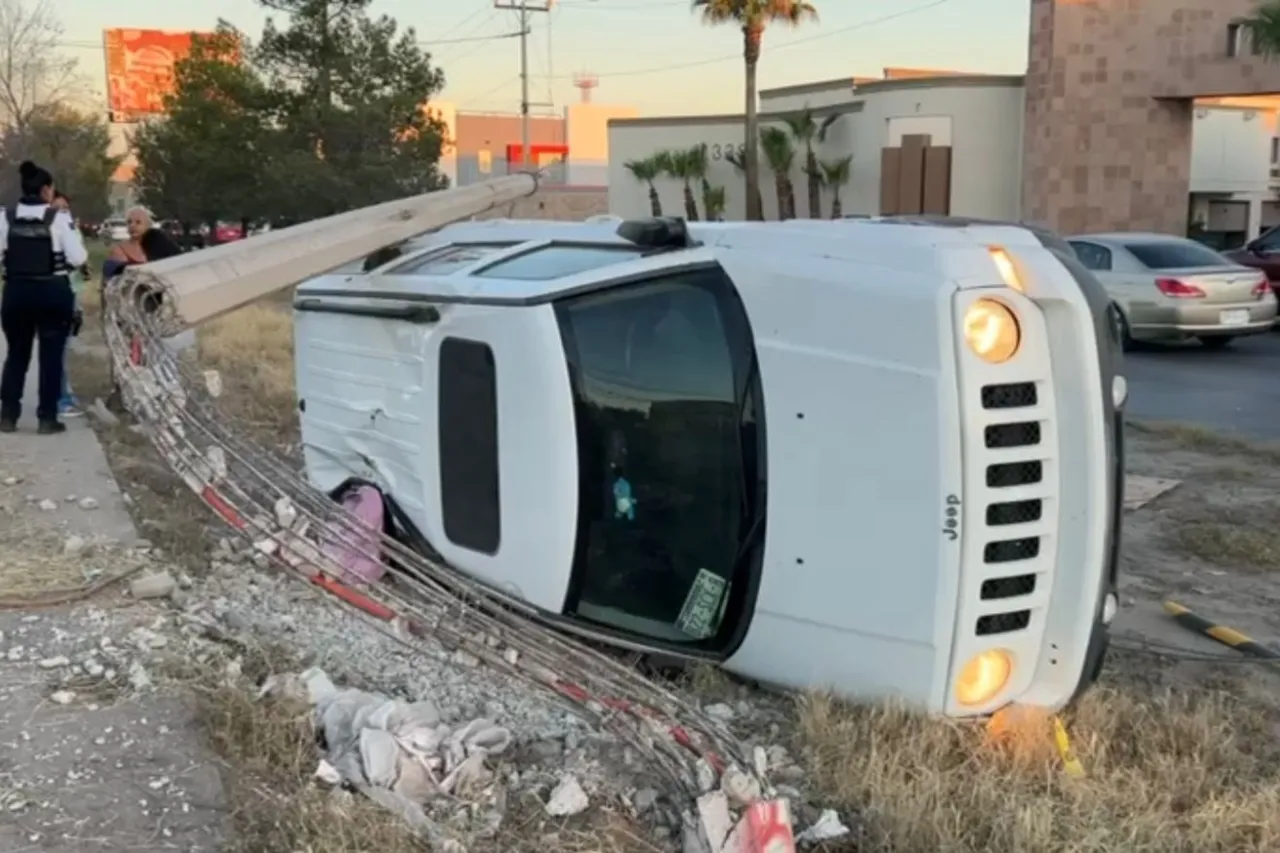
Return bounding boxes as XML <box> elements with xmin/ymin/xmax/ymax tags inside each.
<box><xmin>1122</xmin><ymin>331</ymin><xmax>1280</xmax><ymax>440</ymax></box>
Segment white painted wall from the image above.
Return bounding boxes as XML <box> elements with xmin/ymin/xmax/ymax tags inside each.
<box><xmin>565</xmin><ymin>103</ymin><xmax>639</xmax><ymax>187</ymax></box>
<box><xmin>608</xmin><ymin>79</ymin><xmax>1025</xmax><ymax>222</ymax></box>
<box><xmin>1189</xmin><ymin>106</ymin><xmax>1275</xmax><ymax>194</ymax></box>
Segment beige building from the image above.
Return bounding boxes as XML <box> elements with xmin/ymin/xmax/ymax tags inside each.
<box><xmin>610</xmin><ymin>0</ymin><xmax>1280</xmax><ymax>239</ymax></box>
<box><xmin>608</xmin><ymin>73</ymin><xmax>1024</xmax><ymax>222</ymax></box>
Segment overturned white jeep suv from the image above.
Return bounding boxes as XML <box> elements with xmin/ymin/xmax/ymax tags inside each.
<box><xmin>291</xmin><ymin>214</ymin><xmax>1125</xmax><ymax>718</ymax></box>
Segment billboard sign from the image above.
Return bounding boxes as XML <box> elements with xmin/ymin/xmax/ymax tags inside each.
<box><xmin>103</xmin><ymin>29</ymin><xmax>208</xmax><ymax>121</ymax></box>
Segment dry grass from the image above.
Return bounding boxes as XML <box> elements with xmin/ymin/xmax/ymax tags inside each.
<box><xmin>796</xmin><ymin>679</ymin><xmax>1280</xmax><ymax>852</ymax></box>
<box><xmin>69</xmin><ymin>293</ymin><xmax>1280</xmax><ymax>852</ymax></box>
<box><xmin>197</xmin><ymin>304</ymin><xmax>298</xmax><ymax>435</ymax></box>
<box><xmin>1171</xmin><ymin>519</ymin><xmax>1280</xmax><ymax>570</ymax></box>
<box><xmin>1128</xmin><ymin>420</ymin><xmax>1280</xmax><ymax>465</ymax></box>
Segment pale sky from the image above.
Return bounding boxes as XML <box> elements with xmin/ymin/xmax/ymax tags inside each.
<box><xmin>58</xmin><ymin>0</ymin><xmax>1030</xmax><ymax>117</ymax></box>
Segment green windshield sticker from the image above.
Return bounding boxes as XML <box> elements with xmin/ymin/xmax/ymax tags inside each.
<box><xmin>676</xmin><ymin>569</ymin><xmax>727</xmax><ymax>640</ymax></box>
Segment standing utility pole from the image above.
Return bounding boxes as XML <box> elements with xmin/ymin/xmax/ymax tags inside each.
<box><xmin>493</xmin><ymin>0</ymin><xmax>553</xmax><ymax>171</ymax></box>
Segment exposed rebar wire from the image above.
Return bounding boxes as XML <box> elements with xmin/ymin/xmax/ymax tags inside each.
<box><xmin>102</xmin><ymin>224</ymin><xmax>772</xmax><ymax>812</ymax></box>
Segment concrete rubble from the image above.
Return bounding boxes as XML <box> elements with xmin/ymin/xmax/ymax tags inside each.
<box><xmin>2</xmin><ymin>476</ymin><xmax>849</xmax><ymax>851</ymax></box>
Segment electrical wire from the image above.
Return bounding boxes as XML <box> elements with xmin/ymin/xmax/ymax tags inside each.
<box><xmin>452</xmin><ymin>75</ymin><xmax>521</xmax><ymax>111</ymax></box>
<box><xmin>547</xmin><ymin>0</ymin><xmax>959</xmax><ymax>79</ymax></box>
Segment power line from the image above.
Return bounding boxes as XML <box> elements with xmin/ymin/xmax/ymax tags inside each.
<box><xmin>452</xmin><ymin>75</ymin><xmax>521</xmax><ymax>110</ymax></box>
<box><xmin>547</xmin><ymin>0</ymin><xmax>958</xmax><ymax>79</ymax></box>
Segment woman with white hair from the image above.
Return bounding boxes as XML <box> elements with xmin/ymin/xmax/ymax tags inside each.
<box><xmin>101</xmin><ymin>205</ymin><xmax>183</xmax><ymax>408</ymax></box>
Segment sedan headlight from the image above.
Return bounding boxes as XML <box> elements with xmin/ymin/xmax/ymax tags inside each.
<box><xmin>964</xmin><ymin>299</ymin><xmax>1021</xmax><ymax>364</ymax></box>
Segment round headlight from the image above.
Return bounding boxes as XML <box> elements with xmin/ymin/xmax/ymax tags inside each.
<box><xmin>964</xmin><ymin>299</ymin><xmax>1021</xmax><ymax>364</ymax></box>
<box><xmin>955</xmin><ymin>649</ymin><xmax>1013</xmax><ymax>706</ymax></box>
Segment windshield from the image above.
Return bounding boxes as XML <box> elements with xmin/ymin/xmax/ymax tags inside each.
<box><xmin>555</xmin><ymin>265</ymin><xmax>764</xmax><ymax>649</ymax></box>
<box><xmin>1126</xmin><ymin>240</ymin><xmax>1230</xmax><ymax>269</ymax></box>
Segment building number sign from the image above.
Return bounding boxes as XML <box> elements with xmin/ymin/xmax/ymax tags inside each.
<box><xmin>709</xmin><ymin>143</ymin><xmax>747</xmax><ymax>161</ymax></box>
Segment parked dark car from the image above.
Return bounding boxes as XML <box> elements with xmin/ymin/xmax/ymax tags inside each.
<box><xmin>1220</xmin><ymin>229</ymin><xmax>1280</xmax><ymax>304</ymax></box>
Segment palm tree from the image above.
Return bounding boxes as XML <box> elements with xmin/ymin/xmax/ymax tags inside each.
<box><xmin>760</xmin><ymin>126</ymin><xmax>796</xmax><ymax>219</ymax></box>
<box><xmin>819</xmin><ymin>155</ymin><xmax>852</xmax><ymax>218</ymax></box>
<box><xmin>663</xmin><ymin>148</ymin><xmax>700</xmax><ymax>220</ymax></box>
<box><xmin>725</xmin><ymin>146</ymin><xmax>763</xmax><ymax>221</ymax></box>
<box><xmin>687</xmin><ymin>143</ymin><xmax>710</xmax><ymax>222</ymax></box>
<box><xmin>702</xmin><ymin>184</ymin><xmax>727</xmax><ymax>220</ymax></box>
<box><xmin>692</xmin><ymin>0</ymin><xmax>819</xmax><ymax>221</ymax></box>
<box><xmin>624</xmin><ymin>155</ymin><xmax>665</xmax><ymax>216</ymax></box>
<box><xmin>783</xmin><ymin>108</ymin><xmax>839</xmax><ymax>218</ymax></box>
<box><xmin>1241</xmin><ymin>1</ymin><xmax>1280</xmax><ymax>55</ymax></box>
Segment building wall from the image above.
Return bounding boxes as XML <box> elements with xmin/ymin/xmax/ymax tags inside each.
<box><xmin>1189</xmin><ymin>104</ymin><xmax>1277</xmax><ymax>195</ymax></box>
<box><xmin>473</xmin><ymin>186</ymin><xmax>607</xmax><ymax>220</ymax></box>
<box><xmin>452</xmin><ymin>113</ymin><xmax>567</xmax><ymax>185</ymax></box>
<box><xmin>1021</xmin><ymin>0</ymin><xmax>1280</xmax><ymax>236</ymax></box>
<box><xmin>608</xmin><ymin>77</ymin><xmax>1024</xmax><ymax>222</ymax></box>
<box><xmin>564</xmin><ymin>103</ymin><xmax>638</xmax><ymax>187</ymax></box>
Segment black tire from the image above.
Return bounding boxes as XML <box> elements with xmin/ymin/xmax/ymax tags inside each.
<box><xmin>1198</xmin><ymin>336</ymin><xmax>1235</xmax><ymax>350</ymax></box>
<box><xmin>1111</xmin><ymin>305</ymin><xmax>1134</xmax><ymax>352</ymax></box>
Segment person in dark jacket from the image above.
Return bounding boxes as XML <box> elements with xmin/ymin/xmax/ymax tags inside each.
<box><xmin>99</xmin><ymin>206</ymin><xmax>182</xmax><ymax>409</ymax></box>
<box><xmin>0</xmin><ymin>161</ymin><xmax>88</xmax><ymax>434</ymax></box>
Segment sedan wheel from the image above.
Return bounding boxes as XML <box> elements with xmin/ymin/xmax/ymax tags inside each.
<box><xmin>1198</xmin><ymin>336</ymin><xmax>1235</xmax><ymax>350</ymax></box>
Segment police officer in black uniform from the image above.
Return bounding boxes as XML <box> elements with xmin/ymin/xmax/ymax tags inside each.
<box><xmin>0</xmin><ymin>160</ymin><xmax>88</xmax><ymax>434</ymax></box>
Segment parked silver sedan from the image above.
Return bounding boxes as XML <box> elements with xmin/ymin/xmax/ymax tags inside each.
<box><xmin>1067</xmin><ymin>233</ymin><xmax>1278</xmax><ymax>349</ymax></box>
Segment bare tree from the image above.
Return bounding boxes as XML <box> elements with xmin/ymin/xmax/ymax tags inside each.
<box><xmin>0</xmin><ymin>0</ymin><xmax>80</xmax><ymax>133</ymax></box>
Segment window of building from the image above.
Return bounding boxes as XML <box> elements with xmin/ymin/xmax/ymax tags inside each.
<box><xmin>555</xmin><ymin>266</ymin><xmax>764</xmax><ymax>649</ymax></box>
<box><xmin>474</xmin><ymin>244</ymin><xmax>642</xmax><ymax>281</ymax></box>
<box><xmin>1227</xmin><ymin>22</ymin><xmax>1243</xmax><ymax>57</ymax></box>
<box><xmin>438</xmin><ymin>337</ymin><xmax>501</xmax><ymax>554</ymax></box>
<box><xmin>1069</xmin><ymin>241</ymin><xmax>1113</xmax><ymax>272</ymax></box>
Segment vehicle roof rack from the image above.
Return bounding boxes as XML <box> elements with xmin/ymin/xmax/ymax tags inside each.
<box><xmin>616</xmin><ymin>217</ymin><xmax>700</xmax><ymax>251</ymax></box>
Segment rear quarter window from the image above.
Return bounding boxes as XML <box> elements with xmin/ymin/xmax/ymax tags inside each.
<box><xmin>1126</xmin><ymin>241</ymin><xmax>1229</xmax><ymax>269</ymax></box>
<box><xmin>438</xmin><ymin>337</ymin><xmax>501</xmax><ymax>554</ymax></box>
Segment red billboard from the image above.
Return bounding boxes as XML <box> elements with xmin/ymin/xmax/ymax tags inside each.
<box><xmin>104</xmin><ymin>29</ymin><xmax>209</xmax><ymax>121</ymax></box>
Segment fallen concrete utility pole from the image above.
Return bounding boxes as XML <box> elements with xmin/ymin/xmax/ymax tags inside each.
<box><xmin>116</xmin><ymin>173</ymin><xmax>538</xmax><ymax>336</ymax></box>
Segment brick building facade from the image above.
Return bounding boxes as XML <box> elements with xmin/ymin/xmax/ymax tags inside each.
<box><xmin>1022</xmin><ymin>0</ymin><xmax>1280</xmax><ymax>234</ymax></box>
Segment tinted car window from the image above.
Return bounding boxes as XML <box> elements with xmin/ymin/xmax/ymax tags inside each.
<box><xmin>1126</xmin><ymin>241</ymin><xmax>1230</xmax><ymax>269</ymax></box>
<box><xmin>475</xmin><ymin>244</ymin><xmax>640</xmax><ymax>280</ymax></box>
<box><xmin>1069</xmin><ymin>241</ymin><xmax>1113</xmax><ymax>271</ymax></box>
<box><xmin>438</xmin><ymin>338</ymin><xmax>500</xmax><ymax>554</ymax></box>
<box><xmin>555</xmin><ymin>266</ymin><xmax>763</xmax><ymax>647</ymax></box>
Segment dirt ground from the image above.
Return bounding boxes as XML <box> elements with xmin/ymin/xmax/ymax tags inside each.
<box><xmin>56</xmin><ymin>297</ymin><xmax>1280</xmax><ymax>852</ymax></box>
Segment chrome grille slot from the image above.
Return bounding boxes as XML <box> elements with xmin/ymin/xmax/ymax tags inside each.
<box><xmin>984</xmin><ymin>421</ymin><xmax>1041</xmax><ymax>448</ymax></box>
<box><xmin>984</xmin><ymin>537</ymin><xmax>1040</xmax><ymax>563</ymax></box>
<box><xmin>986</xmin><ymin>499</ymin><xmax>1043</xmax><ymax>526</ymax></box>
<box><xmin>976</xmin><ymin>610</ymin><xmax>1031</xmax><ymax>635</ymax></box>
<box><xmin>981</xmin><ymin>574</ymin><xmax>1036</xmax><ymax>600</ymax></box>
<box><xmin>986</xmin><ymin>460</ymin><xmax>1043</xmax><ymax>487</ymax></box>
<box><xmin>981</xmin><ymin>382</ymin><xmax>1037</xmax><ymax>409</ymax></box>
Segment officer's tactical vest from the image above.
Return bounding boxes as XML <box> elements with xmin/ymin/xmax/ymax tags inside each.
<box><xmin>4</xmin><ymin>206</ymin><xmax>66</xmax><ymax>280</ymax></box>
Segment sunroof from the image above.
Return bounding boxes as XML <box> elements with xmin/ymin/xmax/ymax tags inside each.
<box><xmin>385</xmin><ymin>243</ymin><xmax>515</xmax><ymax>275</ymax></box>
<box><xmin>472</xmin><ymin>244</ymin><xmax>640</xmax><ymax>281</ymax></box>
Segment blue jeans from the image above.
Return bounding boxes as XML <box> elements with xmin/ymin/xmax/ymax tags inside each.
<box><xmin>59</xmin><ymin>294</ymin><xmax>78</xmax><ymax>407</ymax></box>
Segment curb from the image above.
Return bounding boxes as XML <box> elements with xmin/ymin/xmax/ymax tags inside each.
<box><xmin>1162</xmin><ymin>600</ymin><xmax>1279</xmax><ymax>659</ymax></box>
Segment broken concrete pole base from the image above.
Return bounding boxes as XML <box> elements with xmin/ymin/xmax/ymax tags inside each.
<box><xmin>129</xmin><ymin>571</ymin><xmax>177</xmax><ymax>600</ymax></box>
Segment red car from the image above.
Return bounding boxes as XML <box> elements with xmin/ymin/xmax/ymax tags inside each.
<box><xmin>214</xmin><ymin>223</ymin><xmax>244</xmax><ymax>243</ymax></box>
<box><xmin>1221</xmin><ymin>231</ymin><xmax>1280</xmax><ymax>304</ymax></box>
